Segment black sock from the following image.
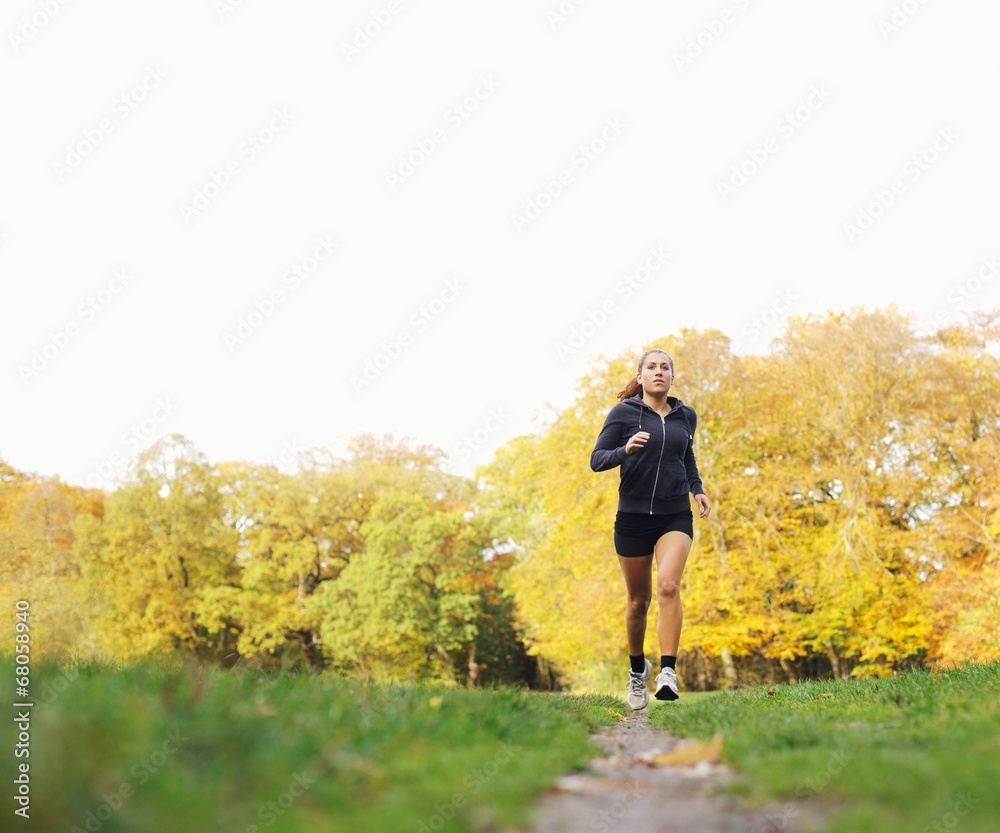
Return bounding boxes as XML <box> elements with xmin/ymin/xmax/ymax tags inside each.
<box><xmin>629</xmin><ymin>654</ymin><xmax>646</xmax><ymax>674</ymax></box>
<box><xmin>660</xmin><ymin>655</ymin><xmax>676</xmax><ymax>669</ymax></box>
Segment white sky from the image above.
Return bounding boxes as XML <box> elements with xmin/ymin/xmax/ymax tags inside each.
<box><xmin>2</xmin><ymin>0</ymin><xmax>999</xmax><ymax>490</ymax></box>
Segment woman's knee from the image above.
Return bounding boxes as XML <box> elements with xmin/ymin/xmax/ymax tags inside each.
<box><xmin>657</xmin><ymin>580</ymin><xmax>680</xmax><ymax>601</ymax></box>
<box><xmin>627</xmin><ymin>593</ymin><xmax>651</xmax><ymax>615</ymax></box>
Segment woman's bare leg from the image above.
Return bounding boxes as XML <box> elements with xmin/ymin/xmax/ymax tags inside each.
<box><xmin>654</xmin><ymin>531</ymin><xmax>693</xmax><ymax>655</ymax></box>
<box><xmin>617</xmin><ymin>554</ymin><xmax>653</xmax><ymax>656</ymax></box>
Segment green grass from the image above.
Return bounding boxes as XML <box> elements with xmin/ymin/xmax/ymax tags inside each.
<box><xmin>3</xmin><ymin>657</ymin><xmax>622</xmax><ymax>833</ymax></box>
<box><xmin>647</xmin><ymin>661</ymin><xmax>1000</xmax><ymax>833</ymax></box>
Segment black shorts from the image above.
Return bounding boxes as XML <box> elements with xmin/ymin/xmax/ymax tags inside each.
<box><xmin>614</xmin><ymin>509</ymin><xmax>694</xmax><ymax>557</ymax></box>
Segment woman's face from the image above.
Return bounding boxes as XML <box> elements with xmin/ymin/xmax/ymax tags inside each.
<box><xmin>637</xmin><ymin>352</ymin><xmax>673</xmax><ymax>395</ymax></box>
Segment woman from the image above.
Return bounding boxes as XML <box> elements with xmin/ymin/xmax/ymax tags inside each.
<box><xmin>590</xmin><ymin>348</ymin><xmax>711</xmax><ymax>709</ymax></box>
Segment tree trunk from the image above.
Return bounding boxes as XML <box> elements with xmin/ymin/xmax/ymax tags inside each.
<box><xmin>720</xmin><ymin>646</ymin><xmax>738</xmax><ymax>689</ymax></box>
<box><xmin>535</xmin><ymin>655</ymin><xmax>559</xmax><ymax>690</ymax></box>
<box><xmin>779</xmin><ymin>657</ymin><xmax>797</xmax><ymax>684</ymax></box>
<box><xmin>467</xmin><ymin>644</ymin><xmax>480</xmax><ymax>688</ymax></box>
<box><xmin>691</xmin><ymin>647</ymin><xmax>710</xmax><ymax>691</ymax></box>
<box><xmin>435</xmin><ymin>644</ymin><xmax>455</xmax><ymax>680</ymax></box>
<box><xmin>825</xmin><ymin>640</ymin><xmax>842</xmax><ymax>680</ymax></box>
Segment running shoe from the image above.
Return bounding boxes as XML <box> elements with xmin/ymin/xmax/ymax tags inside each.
<box><xmin>654</xmin><ymin>666</ymin><xmax>679</xmax><ymax>701</ymax></box>
<box><xmin>627</xmin><ymin>658</ymin><xmax>652</xmax><ymax>710</ymax></box>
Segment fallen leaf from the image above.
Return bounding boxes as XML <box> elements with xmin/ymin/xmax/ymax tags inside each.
<box><xmin>649</xmin><ymin>734</ymin><xmax>723</xmax><ymax>767</ymax></box>
<box><xmin>608</xmin><ymin>707</ymin><xmax>626</xmax><ymax>722</ymax></box>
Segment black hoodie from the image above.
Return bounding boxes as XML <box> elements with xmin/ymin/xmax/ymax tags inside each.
<box><xmin>590</xmin><ymin>394</ymin><xmax>705</xmax><ymax>515</ymax></box>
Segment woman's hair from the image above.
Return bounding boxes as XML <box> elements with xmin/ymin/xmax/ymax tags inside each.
<box><xmin>616</xmin><ymin>349</ymin><xmax>674</xmax><ymax>401</ymax></box>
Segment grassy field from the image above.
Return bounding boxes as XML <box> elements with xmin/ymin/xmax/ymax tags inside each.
<box><xmin>3</xmin><ymin>657</ymin><xmax>620</xmax><ymax>833</ymax></box>
<box><xmin>648</xmin><ymin>660</ymin><xmax>1000</xmax><ymax>833</ymax></box>
<box><xmin>6</xmin><ymin>657</ymin><xmax>998</xmax><ymax>833</ymax></box>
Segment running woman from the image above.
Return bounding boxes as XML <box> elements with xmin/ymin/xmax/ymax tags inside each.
<box><xmin>590</xmin><ymin>348</ymin><xmax>711</xmax><ymax>709</ymax></box>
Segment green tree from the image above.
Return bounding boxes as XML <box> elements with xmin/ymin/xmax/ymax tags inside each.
<box><xmin>213</xmin><ymin>434</ymin><xmax>453</xmax><ymax>669</ymax></box>
<box><xmin>311</xmin><ymin>482</ymin><xmax>527</xmax><ymax>685</ymax></box>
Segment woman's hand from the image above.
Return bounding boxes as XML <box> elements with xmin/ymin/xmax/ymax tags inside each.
<box><xmin>694</xmin><ymin>493</ymin><xmax>712</xmax><ymax>518</ymax></box>
<box><xmin>625</xmin><ymin>431</ymin><xmax>650</xmax><ymax>455</ymax></box>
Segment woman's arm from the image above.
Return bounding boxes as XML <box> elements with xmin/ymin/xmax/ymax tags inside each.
<box><xmin>683</xmin><ymin>407</ymin><xmax>705</xmax><ymax>496</ymax></box>
<box><xmin>591</xmin><ymin>406</ymin><xmax>629</xmax><ymax>472</ymax></box>
<box><xmin>684</xmin><ymin>407</ymin><xmax>711</xmax><ymax>518</ymax></box>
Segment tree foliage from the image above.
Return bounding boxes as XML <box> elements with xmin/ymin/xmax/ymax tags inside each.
<box><xmin>3</xmin><ymin>308</ymin><xmax>998</xmax><ymax>688</ymax></box>
<box><xmin>479</xmin><ymin>308</ymin><xmax>1000</xmax><ymax>686</ymax></box>
<box><xmin>73</xmin><ymin>435</ymin><xmax>240</xmax><ymax>661</ymax></box>
<box><xmin>2</xmin><ymin>433</ymin><xmax>529</xmax><ymax>684</ymax></box>
<box><xmin>0</xmin><ymin>463</ymin><xmax>102</xmax><ymax>658</ymax></box>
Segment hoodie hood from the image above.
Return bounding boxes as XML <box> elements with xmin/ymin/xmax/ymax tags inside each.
<box><xmin>624</xmin><ymin>393</ymin><xmax>683</xmax><ymax>410</ymax></box>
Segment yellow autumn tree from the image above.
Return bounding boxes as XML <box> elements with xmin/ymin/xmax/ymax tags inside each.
<box><xmin>485</xmin><ymin>308</ymin><xmax>1000</xmax><ymax>688</ymax></box>
<box><xmin>73</xmin><ymin>435</ymin><xmax>240</xmax><ymax>662</ymax></box>
<box><xmin>743</xmin><ymin>308</ymin><xmax>937</xmax><ymax>677</ymax></box>
<box><xmin>0</xmin><ymin>460</ymin><xmax>103</xmax><ymax>659</ymax></box>
<box><xmin>918</xmin><ymin>312</ymin><xmax>1000</xmax><ymax>665</ymax></box>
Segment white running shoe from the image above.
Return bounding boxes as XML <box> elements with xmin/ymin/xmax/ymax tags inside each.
<box><xmin>654</xmin><ymin>666</ymin><xmax>679</xmax><ymax>701</ymax></box>
<box><xmin>627</xmin><ymin>658</ymin><xmax>652</xmax><ymax>710</ymax></box>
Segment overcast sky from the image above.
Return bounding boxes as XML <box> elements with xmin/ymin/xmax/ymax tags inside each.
<box><xmin>2</xmin><ymin>0</ymin><xmax>998</xmax><ymax>490</ymax></box>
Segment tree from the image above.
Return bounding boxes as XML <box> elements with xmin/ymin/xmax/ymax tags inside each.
<box><xmin>919</xmin><ymin>312</ymin><xmax>1000</xmax><ymax>664</ymax></box>
<box><xmin>0</xmin><ymin>460</ymin><xmax>102</xmax><ymax>658</ymax></box>
<box><xmin>310</xmin><ymin>481</ymin><xmax>528</xmax><ymax>685</ymax></box>
<box><xmin>74</xmin><ymin>435</ymin><xmax>240</xmax><ymax>661</ymax></box>
<box><xmin>484</xmin><ymin>310</ymin><xmax>1000</xmax><ymax>688</ymax></box>
<box><xmin>213</xmin><ymin>434</ymin><xmax>458</xmax><ymax>669</ymax></box>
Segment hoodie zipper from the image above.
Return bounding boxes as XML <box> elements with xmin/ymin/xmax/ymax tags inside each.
<box><xmin>649</xmin><ymin>413</ymin><xmax>666</xmax><ymax>514</ymax></box>
<box><xmin>632</xmin><ymin>396</ymin><xmax>680</xmax><ymax>514</ymax></box>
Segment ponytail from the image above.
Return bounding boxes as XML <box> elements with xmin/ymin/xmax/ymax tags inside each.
<box><xmin>616</xmin><ymin>378</ymin><xmax>642</xmax><ymax>401</ymax></box>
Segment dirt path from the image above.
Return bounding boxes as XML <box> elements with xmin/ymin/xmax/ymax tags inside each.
<box><xmin>528</xmin><ymin>709</ymin><xmax>828</xmax><ymax>833</ymax></box>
